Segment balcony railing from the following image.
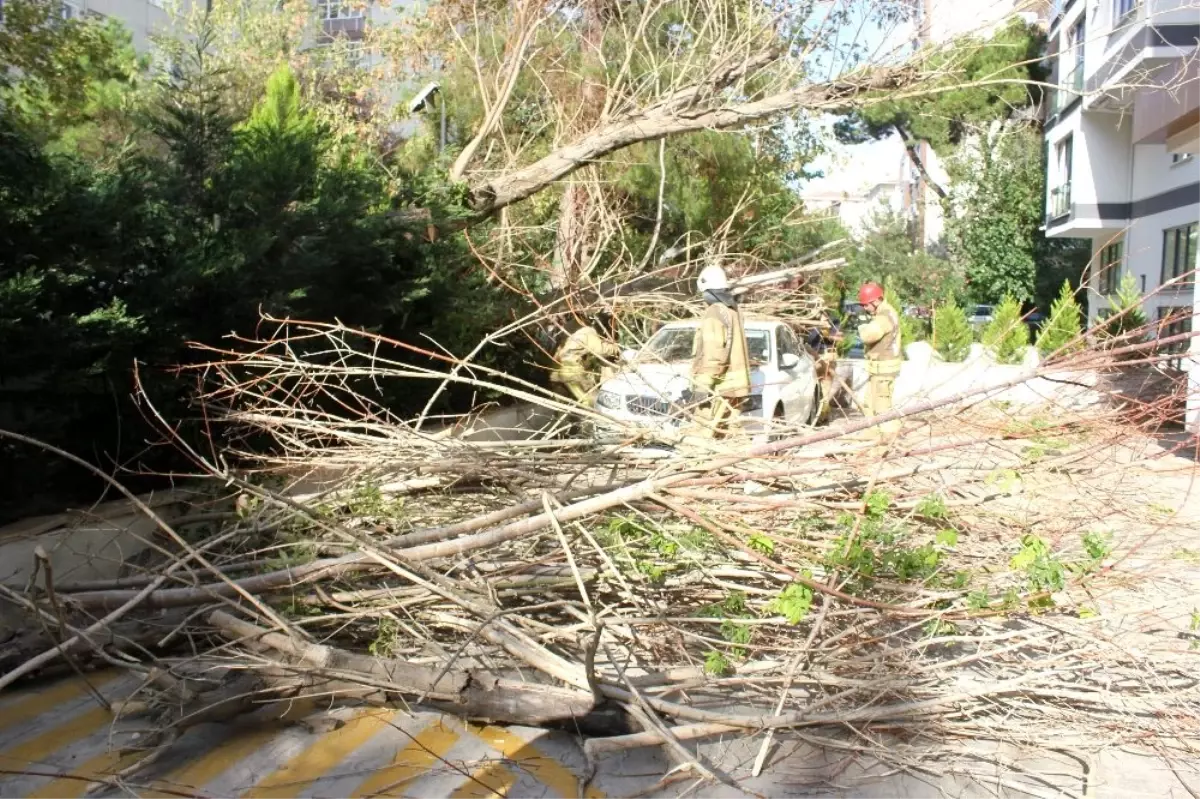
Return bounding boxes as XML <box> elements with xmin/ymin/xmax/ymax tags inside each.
<box><xmin>1053</xmin><ymin>65</ymin><xmax>1084</xmax><ymax>114</ymax></box>
<box><xmin>1047</xmin><ymin>182</ymin><xmax>1072</xmax><ymax>223</ymax></box>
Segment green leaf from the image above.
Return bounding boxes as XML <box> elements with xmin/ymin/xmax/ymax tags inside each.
<box><xmin>771</xmin><ymin>582</ymin><xmax>814</xmax><ymax>625</ymax></box>
<box><xmin>935</xmin><ymin>529</ymin><xmax>959</xmax><ymax>548</ymax></box>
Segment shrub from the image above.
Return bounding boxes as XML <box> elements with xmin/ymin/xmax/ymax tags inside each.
<box><xmin>1036</xmin><ymin>280</ymin><xmax>1083</xmax><ymax>358</ymax></box>
<box><xmin>981</xmin><ymin>295</ymin><xmax>1030</xmax><ymax>364</ymax></box>
<box><xmin>1098</xmin><ymin>273</ymin><xmax>1147</xmax><ymax>350</ymax></box>
<box><xmin>932</xmin><ymin>301</ymin><xmax>972</xmax><ymax>362</ymax></box>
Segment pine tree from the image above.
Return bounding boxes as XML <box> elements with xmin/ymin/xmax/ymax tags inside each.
<box><xmin>1099</xmin><ymin>273</ymin><xmax>1147</xmax><ymax>343</ymax></box>
<box><xmin>981</xmin><ymin>295</ymin><xmax>1030</xmax><ymax>365</ymax></box>
<box><xmin>932</xmin><ymin>301</ymin><xmax>972</xmax><ymax>362</ymax></box>
<box><xmin>1035</xmin><ymin>281</ymin><xmax>1083</xmax><ymax>358</ymax></box>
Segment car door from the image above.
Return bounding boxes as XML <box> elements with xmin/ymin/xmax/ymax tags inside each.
<box><xmin>775</xmin><ymin>326</ymin><xmax>815</xmax><ymax>420</ymax></box>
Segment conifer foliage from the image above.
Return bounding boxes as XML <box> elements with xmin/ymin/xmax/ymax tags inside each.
<box><xmin>1035</xmin><ymin>281</ymin><xmax>1083</xmax><ymax>358</ymax></box>
<box><xmin>932</xmin><ymin>302</ymin><xmax>973</xmax><ymax>363</ymax></box>
<box><xmin>981</xmin><ymin>295</ymin><xmax>1030</xmax><ymax>365</ymax></box>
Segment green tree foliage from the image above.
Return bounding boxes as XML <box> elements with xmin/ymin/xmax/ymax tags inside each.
<box><xmin>0</xmin><ymin>0</ymin><xmax>144</xmax><ymax>150</ymax></box>
<box><xmin>834</xmin><ymin>19</ymin><xmax>1045</xmax><ymax>154</ymax></box>
<box><xmin>932</xmin><ymin>302</ymin><xmax>973</xmax><ymax>362</ymax></box>
<box><xmin>943</xmin><ymin>124</ymin><xmax>1042</xmax><ymax>304</ymax></box>
<box><xmin>831</xmin><ymin>210</ymin><xmax>960</xmax><ymax>310</ymax></box>
<box><xmin>1098</xmin><ymin>273</ymin><xmax>1148</xmax><ymax>348</ymax></box>
<box><xmin>0</xmin><ymin>18</ymin><xmax>522</xmax><ymax>515</ymax></box>
<box><xmin>1035</xmin><ymin>281</ymin><xmax>1083</xmax><ymax>358</ymax></box>
<box><xmin>981</xmin><ymin>295</ymin><xmax>1029</xmax><ymax>364</ymax></box>
<box><xmin>617</xmin><ymin>129</ymin><xmax>830</xmax><ymax>267</ymax></box>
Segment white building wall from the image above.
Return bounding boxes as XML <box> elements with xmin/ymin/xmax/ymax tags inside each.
<box><xmin>68</xmin><ymin>0</ymin><xmax>174</xmax><ymax>51</ymax></box>
<box><xmin>922</xmin><ymin>0</ymin><xmax>1043</xmax><ymax>44</ymax></box>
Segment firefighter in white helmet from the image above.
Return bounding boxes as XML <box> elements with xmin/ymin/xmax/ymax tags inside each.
<box><xmin>683</xmin><ymin>263</ymin><xmax>751</xmax><ymax>437</ymax></box>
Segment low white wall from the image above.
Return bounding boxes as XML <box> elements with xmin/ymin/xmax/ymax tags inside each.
<box><xmin>844</xmin><ymin>342</ymin><xmax>1103</xmax><ymax>413</ymax></box>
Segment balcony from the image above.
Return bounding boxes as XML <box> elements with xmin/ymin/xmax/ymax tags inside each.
<box><xmin>1086</xmin><ymin>17</ymin><xmax>1198</xmax><ymax>110</ymax></box>
<box><xmin>1047</xmin><ymin>182</ymin><xmax>1072</xmax><ymax>223</ymax></box>
<box><xmin>318</xmin><ymin>1</ymin><xmax>367</xmax><ymax>41</ymax></box>
<box><xmin>1053</xmin><ymin>65</ymin><xmax>1085</xmax><ymax>115</ymax></box>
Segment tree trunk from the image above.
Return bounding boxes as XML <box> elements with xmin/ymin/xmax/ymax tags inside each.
<box><xmin>206</xmin><ymin>610</ymin><xmax>597</xmax><ymax>727</ymax></box>
<box><xmin>548</xmin><ymin>0</ymin><xmax>610</xmax><ymax>289</ymax></box>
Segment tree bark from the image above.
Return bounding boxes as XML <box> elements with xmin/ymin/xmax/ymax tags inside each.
<box><xmin>206</xmin><ymin>611</ymin><xmax>596</xmax><ymax>727</ymax></box>
<box><xmin>894</xmin><ymin>122</ymin><xmax>947</xmax><ymax>201</ymax></box>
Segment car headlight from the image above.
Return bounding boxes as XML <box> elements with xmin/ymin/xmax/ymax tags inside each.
<box><xmin>742</xmin><ymin>394</ymin><xmax>762</xmax><ymax>412</ymax></box>
<box><xmin>595</xmin><ymin>390</ymin><xmax>622</xmax><ymax>410</ymax></box>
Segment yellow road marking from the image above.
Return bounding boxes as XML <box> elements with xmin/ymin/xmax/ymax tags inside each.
<box><xmin>449</xmin><ymin>759</ymin><xmax>519</xmax><ymax>799</ymax></box>
<box><xmin>0</xmin><ymin>673</ymin><xmax>119</xmax><ymax>735</ymax></box>
<box><xmin>144</xmin><ymin>698</ymin><xmax>317</xmax><ymax>798</ymax></box>
<box><xmin>351</xmin><ymin>721</ymin><xmax>460</xmax><ymax>798</ymax></box>
<box><xmin>0</xmin><ymin>705</ymin><xmax>114</xmax><ymax>771</ymax></box>
<box><xmin>244</xmin><ymin>708</ymin><xmax>398</xmax><ymax>798</ymax></box>
<box><xmin>26</xmin><ymin>749</ymin><xmax>142</xmax><ymax>799</ymax></box>
<box><xmin>467</xmin><ymin>724</ymin><xmax>604</xmax><ymax>799</ymax></box>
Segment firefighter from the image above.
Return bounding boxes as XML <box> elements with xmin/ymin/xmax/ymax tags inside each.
<box><xmin>683</xmin><ymin>264</ymin><xmax>752</xmax><ymax>438</ymax></box>
<box><xmin>549</xmin><ymin>313</ymin><xmax>621</xmax><ymax>403</ymax></box>
<box><xmin>855</xmin><ymin>282</ymin><xmax>902</xmax><ymax>436</ymax></box>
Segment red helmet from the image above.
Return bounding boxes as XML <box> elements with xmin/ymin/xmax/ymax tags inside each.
<box><xmin>858</xmin><ymin>282</ymin><xmax>884</xmax><ymax>305</ymax></box>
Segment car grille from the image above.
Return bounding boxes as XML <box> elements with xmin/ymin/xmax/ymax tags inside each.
<box><xmin>626</xmin><ymin>395</ymin><xmax>672</xmax><ymax>416</ymax></box>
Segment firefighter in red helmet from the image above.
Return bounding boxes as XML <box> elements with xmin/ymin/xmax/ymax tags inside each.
<box><xmin>856</xmin><ymin>282</ymin><xmax>902</xmax><ymax>437</ymax></box>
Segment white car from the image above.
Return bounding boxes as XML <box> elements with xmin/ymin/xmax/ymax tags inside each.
<box><xmin>592</xmin><ymin>318</ymin><xmax>822</xmax><ymax>439</ymax></box>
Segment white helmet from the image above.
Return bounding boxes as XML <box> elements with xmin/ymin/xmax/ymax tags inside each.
<box><xmin>697</xmin><ymin>264</ymin><xmax>729</xmax><ymax>293</ymax></box>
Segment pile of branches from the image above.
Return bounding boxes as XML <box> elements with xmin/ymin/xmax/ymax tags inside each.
<box><xmin>1</xmin><ymin>309</ymin><xmax>1198</xmax><ymax>796</ymax></box>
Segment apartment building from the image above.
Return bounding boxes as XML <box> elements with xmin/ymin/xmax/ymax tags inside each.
<box><xmin>48</xmin><ymin>0</ymin><xmax>173</xmax><ymax>51</ymax></box>
<box><xmin>918</xmin><ymin>0</ymin><xmax>1049</xmax><ymax>47</ymax></box>
<box><xmin>1042</xmin><ymin>0</ymin><xmax>1199</xmax><ymax>428</ymax></box>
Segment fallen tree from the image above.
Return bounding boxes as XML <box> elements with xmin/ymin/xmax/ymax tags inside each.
<box><xmin>1</xmin><ymin>300</ymin><xmax>1197</xmax><ymax>796</ymax></box>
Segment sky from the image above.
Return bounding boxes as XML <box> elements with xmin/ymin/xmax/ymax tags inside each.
<box><xmin>798</xmin><ymin>2</ymin><xmax>918</xmax><ymax>197</ymax></box>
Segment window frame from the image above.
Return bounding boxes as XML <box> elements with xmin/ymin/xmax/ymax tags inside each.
<box><xmin>1068</xmin><ymin>18</ymin><xmax>1085</xmax><ymax>71</ymax></box>
<box><xmin>1113</xmin><ymin>0</ymin><xmax>1139</xmax><ymax>27</ymax></box>
<box><xmin>316</xmin><ymin>0</ymin><xmax>366</xmax><ymax>21</ymax></box>
<box><xmin>1098</xmin><ymin>239</ymin><xmax>1124</xmax><ymax>295</ymax></box>
<box><xmin>1155</xmin><ymin>306</ymin><xmax>1193</xmax><ymax>364</ymax></box>
<box><xmin>1160</xmin><ymin>222</ymin><xmax>1198</xmax><ymax>285</ymax></box>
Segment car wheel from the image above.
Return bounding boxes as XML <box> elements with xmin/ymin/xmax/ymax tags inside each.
<box><xmin>768</xmin><ymin>404</ymin><xmax>787</xmax><ymax>442</ymax></box>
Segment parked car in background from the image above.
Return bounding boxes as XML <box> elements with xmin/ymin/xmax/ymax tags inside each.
<box><xmin>968</xmin><ymin>304</ymin><xmax>994</xmax><ymax>330</ymax></box>
<box><xmin>593</xmin><ymin>318</ymin><xmax>822</xmax><ymax>440</ymax></box>
<box><xmin>1024</xmin><ymin>311</ymin><xmax>1047</xmax><ymax>334</ymax></box>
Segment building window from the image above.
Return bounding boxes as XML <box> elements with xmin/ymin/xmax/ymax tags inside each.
<box><xmin>1156</xmin><ymin>307</ymin><xmax>1193</xmax><ymax>364</ymax></box>
<box><xmin>1161</xmin><ymin>222</ymin><xmax>1198</xmax><ymax>285</ymax></box>
<box><xmin>317</xmin><ymin>0</ymin><xmax>365</xmax><ymax>20</ymax></box>
<box><xmin>1049</xmin><ymin>136</ymin><xmax>1073</xmax><ymax>220</ymax></box>
<box><xmin>1098</xmin><ymin>239</ymin><xmax>1124</xmax><ymax>295</ymax></box>
<box><xmin>1171</xmin><ymin>152</ymin><xmax>1195</xmax><ymax>165</ymax></box>
<box><xmin>1113</xmin><ymin>0</ymin><xmax>1139</xmax><ymax>26</ymax></box>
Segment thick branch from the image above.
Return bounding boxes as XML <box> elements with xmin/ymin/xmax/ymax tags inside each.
<box><xmin>894</xmin><ymin>122</ymin><xmax>948</xmax><ymax>200</ymax></box>
<box><xmin>466</xmin><ymin>63</ymin><xmax>915</xmax><ymax>218</ymax></box>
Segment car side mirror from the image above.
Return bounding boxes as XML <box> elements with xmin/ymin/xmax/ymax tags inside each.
<box><xmin>621</xmin><ymin>349</ymin><xmax>637</xmax><ymax>363</ymax></box>
<box><xmin>781</xmin><ymin>352</ymin><xmax>801</xmax><ymax>369</ymax></box>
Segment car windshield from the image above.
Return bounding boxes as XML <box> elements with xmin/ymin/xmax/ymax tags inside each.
<box><xmin>642</xmin><ymin>327</ymin><xmax>770</xmax><ymax>365</ymax></box>
<box><xmin>973</xmin><ymin>305</ymin><xmax>993</xmax><ymax>316</ymax></box>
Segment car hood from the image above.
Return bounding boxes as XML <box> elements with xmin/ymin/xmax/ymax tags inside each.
<box><xmin>600</xmin><ymin>362</ymin><xmax>765</xmax><ymax>397</ymax></box>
